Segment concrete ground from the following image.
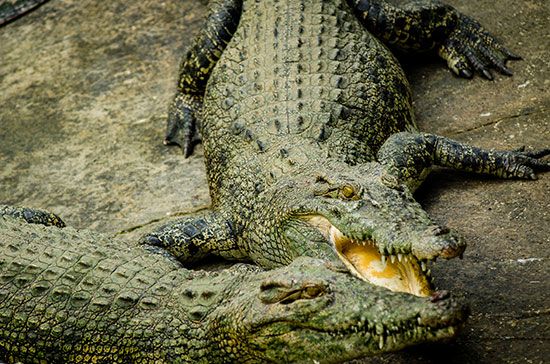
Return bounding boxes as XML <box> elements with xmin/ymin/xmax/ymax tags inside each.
<box><xmin>0</xmin><ymin>1</ymin><xmax>548</xmax><ymax>363</ymax></box>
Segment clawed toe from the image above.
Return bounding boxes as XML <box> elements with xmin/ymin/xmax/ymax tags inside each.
<box><xmin>521</xmin><ymin>148</ymin><xmax>550</xmax><ymax>159</ymax></box>
<box><xmin>165</xmin><ymin>93</ymin><xmax>203</xmax><ymax>158</ymax></box>
<box><xmin>440</xmin><ymin>14</ymin><xmax>520</xmax><ymax>79</ymax></box>
<box><xmin>506</xmin><ymin>148</ymin><xmax>550</xmax><ymax>179</ymax></box>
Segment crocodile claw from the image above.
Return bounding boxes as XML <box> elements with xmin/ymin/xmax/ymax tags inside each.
<box><xmin>438</xmin><ymin>14</ymin><xmax>521</xmax><ymax>79</ymax></box>
<box><xmin>503</xmin><ymin>148</ymin><xmax>550</xmax><ymax>180</ymax></box>
<box><xmin>165</xmin><ymin>93</ymin><xmax>203</xmax><ymax>157</ymax></box>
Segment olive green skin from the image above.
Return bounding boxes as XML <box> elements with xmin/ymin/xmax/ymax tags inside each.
<box><xmin>0</xmin><ymin>214</ymin><xmax>467</xmax><ymax>363</ymax></box>
<box><xmin>147</xmin><ymin>0</ymin><xmax>546</xmax><ymax>271</ymax></box>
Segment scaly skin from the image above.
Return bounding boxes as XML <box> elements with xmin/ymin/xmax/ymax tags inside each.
<box><xmin>0</xmin><ymin>0</ymin><xmax>50</xmax><ymax>26</ymax></box>
<box><xmin>0</xmin><ymin>214</ymin><xmax>467</xmax><ymax>363</ymax></box>
<box><xmin>147</xmin><ymin>0</ymin><xmax>549</xmax><ymax>296</ymax></box>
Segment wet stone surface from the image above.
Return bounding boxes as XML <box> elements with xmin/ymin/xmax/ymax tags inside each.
<box><xmin>0</xmin><ymin>1</ymin><xmax>548</xmax><ymax>363</ymax></box>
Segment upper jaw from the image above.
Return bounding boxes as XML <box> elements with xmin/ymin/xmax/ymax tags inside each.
<box><xmin>409</xmin><ymin>227</ymin><xmax>466</xmax><ymax>261</ymax></box>
<box><xmin>306</xmin><ymin>215</ymin><xmax>464</xmax><ymax>297</ymax></box>
<box><xmin>329</xmin><ymin>224</ymin><xmax>433</xmax><ymax>297</ymax></box>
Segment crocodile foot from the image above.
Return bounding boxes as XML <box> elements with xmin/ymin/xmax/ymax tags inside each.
<box><xmin>0</xmin><ymin>205</ymin><xmax>65</xmax><ymax>228</ymax></box>
<box><xmin>438</xmin><ymin>13</ymin><xmax>521</xmax><ymax>79</ymax></box>
<box><xmin>499</xmin><ymin>147</ymin><xmax>550</xmax><ymax>180</ymax></box>
<box><xmin>164</xmin><ymin>93</ymin><xmax>202</xmax><ymax>157</ymax></box>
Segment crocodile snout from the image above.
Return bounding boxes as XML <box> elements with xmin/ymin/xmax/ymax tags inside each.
<box><xmin>412</xmin><ymin>227</ymin><xmax>466</xmax><ymax>261</ymax></box>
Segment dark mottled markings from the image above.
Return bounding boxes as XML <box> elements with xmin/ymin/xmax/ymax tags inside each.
<box><xmin>183</xmin><ymin>224</ymin><xmax>199</xmax><ymax>237</ymax></box>
<box><xmin>190</xmin><ymin>308</ymin><xmax>206</xmax><ymax>321</ymax></box>
<box><xmin>318</xmin><ymin>125</ymin><xmax>329</xmax><ymax>142</ymax></box>
<box><xmin>201</xmin><ymin>291</ymin><xmax>215</xmax><ymax>299</ymax></box>
<box><xmin>257</xmin><ymin>140</ymin><xmax>266</xmax><ymax>152</ymax></box>
<box><xmin>273</xmin><ymin>119</ymin><xmax>281</xmax><ymax>132</ymax></box>
<box><xmin>183</xmin><ymin>288</ymin><xmax>196</xmax><ymax>299</ymax></box>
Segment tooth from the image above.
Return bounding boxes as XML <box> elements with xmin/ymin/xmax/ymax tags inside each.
<box><xmin>403</xmin><ymin>255</ymin><xmax>408</xmax><ymax>263</ymax></box>
<box><xmin>398</xmin><ymin>254</ymin><xmax>403</xmax><ymax>262</ymax></box>
<box><xmin>421</xmin><ymin>262</ymin><xmax>427</xmax><ymax>271</ymax></box>
<box><xmin>417</xmin><ymin>317</ymin><xmax>422</xmax><ymax>324</ymax></box>
<box><xmin>390</xmin><ymin>255</ymin><xmax>396</xmax><ymax>263</ymax></box>
<box><xmin>381</xmin><ymin>255</ymin><xmax>386</xmax><ymax>264</ymax></box>
<box><xmin>427</xmin><ymin>269</ymin><xmax>431</xmax><ymax>276</ymax></box>
<box><xmin>379</xmin><ymin>336</ymin><xmax>384</xmax><ymax>349</ymax></box>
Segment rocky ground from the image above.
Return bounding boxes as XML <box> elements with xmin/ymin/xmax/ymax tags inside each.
<box><xmin>0</xmin><ymin>1</ymin><xmax>548</xmax><ymax>363</ymax></box>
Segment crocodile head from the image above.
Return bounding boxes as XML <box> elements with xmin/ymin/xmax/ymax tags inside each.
<box><xmin>215</xmin><ymin>257</ymin><xmax>468</xmax><ymax>363</ymax></box>
<box><xmin>265</xmin><ymin>163</ymin><xmax>466</xmax><ymax>297</ymax></box>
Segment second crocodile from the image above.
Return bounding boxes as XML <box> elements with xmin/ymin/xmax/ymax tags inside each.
<box><xmin>0</xmin><ymin>211</ymin><xmax>467</xmax><ymax>363</ymax></box>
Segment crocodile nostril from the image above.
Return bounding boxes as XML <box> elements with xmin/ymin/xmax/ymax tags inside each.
<box><xmin>440</xmin><ymin>240</ymin><xmax>467</xmax><ymax>259</ymax></box>
<box><xmin>433</xmin><ymin>226</ymin><xmax>450</xmax><ymax>236</ymax></box>
<box><xmin>430</xmin><ymin>290</ymin><xmax>450</xmax><ymax>303</ymax></box>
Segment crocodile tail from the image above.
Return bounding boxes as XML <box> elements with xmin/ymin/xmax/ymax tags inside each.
<box><xmin>0</xmin><ymin>0</ymin><xmax>50</xmax><ymax>26</ymax></box>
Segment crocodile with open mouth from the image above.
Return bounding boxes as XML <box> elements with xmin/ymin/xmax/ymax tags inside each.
<box><xmin>144</xmin><ymin>0</ymin><xmax>549</xmax><ymax>298</ymax></box>
<box><xmin>0</xmin><ymin>210</ymin><xmax>468</xmax><ymax>363</ymax></box>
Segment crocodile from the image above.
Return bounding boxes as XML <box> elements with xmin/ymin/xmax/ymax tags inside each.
<box><xmin>0</xmin><ymin>210</ymin><xmax>468</xmax><ymax>363</ymax></box>
<box><xmin>144</xmin><ymin>0</ymin><xmax>549</xmax><ymax>297</ymax></box>
<box><xmin>0</xmin><ymin>0</ymin><xmax>50</xmax><ymax>26</ymax></box>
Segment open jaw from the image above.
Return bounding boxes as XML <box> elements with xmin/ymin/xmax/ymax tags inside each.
<box><xmin>308</xmin><ymin>216</ymin><xmax>433</xmax><ymax>297</ymax></box>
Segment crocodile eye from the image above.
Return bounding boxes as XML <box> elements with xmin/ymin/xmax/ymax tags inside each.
<box><xmin>339</xmin><ymin>184</ymin><xmax>360</xmax><ymax>200</ymax></box>
<box><xmin>341</xmin><ymin>185</ymin><xmax>355</xmax><ymax>198</ymax></box>
<box><xmin>279</xmin><ymin>291</ymin><xmax>305</xmax><ymax>304</ymax></box>
<box><xmin>279</xmin><ymin>285</ymin><xmax>325</xmax><ymax>304</ymax></box>
<box><xmin>302</xmin><ymin>285</ymin><xmax>325</xmax><ymax>299</ymax></box>
<box><xmin>259</xmin><ymin>282</ymin><xmax>326</xmax><ymax>304</ymax></box>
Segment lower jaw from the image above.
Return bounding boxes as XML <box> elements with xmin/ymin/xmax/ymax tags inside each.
<box><xmin>322</xmin><ymin>323</ymin><xmax>461</xmax><ymax>353</ymax></box>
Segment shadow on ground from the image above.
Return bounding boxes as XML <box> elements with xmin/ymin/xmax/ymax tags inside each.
<box><xmin>0</xmin><ymin>1</ymin><xmax>548</xmax><ymax>363</ymax></box>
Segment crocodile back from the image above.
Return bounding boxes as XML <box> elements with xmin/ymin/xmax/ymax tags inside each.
<box><xmin>202</xmin><ymin>0</ymin><xmax>416</xmax><ymax>207</ymax></box>
<box><xmin>0</xmin><ymin>217</ymin><xmax>214</xmax><ymax>362</ymax></box>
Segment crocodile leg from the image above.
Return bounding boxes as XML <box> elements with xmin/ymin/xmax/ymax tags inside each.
<box><xmin>377</xmin><ymin>132</ymin><xmax>550</xmax><ymax>191</ymax></box>
<box><xmin>0</xmin><ymin>0</ymin><xmax>50</xmax><ymax>26</ymax></box>
<box><xmin>165</xmin><ymin>0</ymin><xmax>243</xmax><ymax>157</ymax></box>
<box><xmin>348</xmin><ymin>0</ymin><xmax>520</xmax><ymax>79</ymax></box>
<box><xmin>0</xmin><ymin>204</ymin><xmax>65</xmax><ymax>227</ymax></box>
<box><xmin>141</xmin><ymin>211</ymin><xmax>245</xmax><ymax>264</ymax></box>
